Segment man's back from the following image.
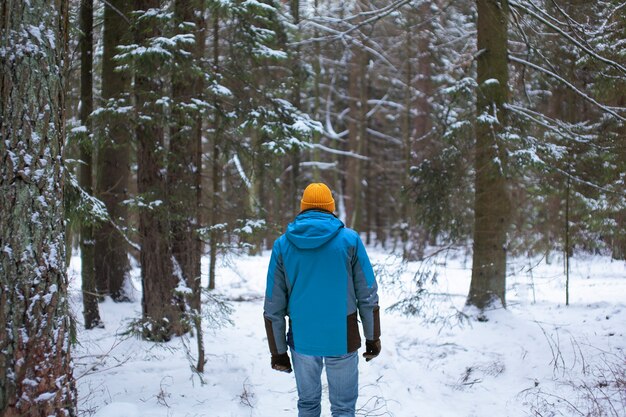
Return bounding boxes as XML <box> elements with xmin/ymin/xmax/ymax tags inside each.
<box><xmin>265</xmin><ymin>209</ymin><xmax>378</xmax><ymax>357</ymax></box>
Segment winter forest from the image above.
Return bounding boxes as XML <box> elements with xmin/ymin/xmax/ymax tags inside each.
<box><xmin>1</xmin><ymin>0</ymin><xmax>625</xmax><ymax>416</ymax></box>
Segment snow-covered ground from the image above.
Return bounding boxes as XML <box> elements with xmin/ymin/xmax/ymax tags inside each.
<box><xmin>69</xmin><ymin>248</ymin><xmax>626</xmax><ymax>417</ymax></box>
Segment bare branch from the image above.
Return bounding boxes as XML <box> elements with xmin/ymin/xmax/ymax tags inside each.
<box><xmin>510</xmin><ymin>0</ymin><xmax>626</xmax><ymax>75</ymax></box>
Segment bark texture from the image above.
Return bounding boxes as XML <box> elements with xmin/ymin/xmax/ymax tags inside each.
<box><xmin>79</xmin><ymin>0</ymin><xmax>102</xmax><ymax>329</ymax></box>
<box><xmin>467</xmin><ymin>0</ymin><xmax>511</xmax><ymax>310</ymax></box>
<box><xmin>95</xmin><ymin>0</ymin><xmax>132</xmax><ymax>301</ymax></box>
<box><xmin>0</xmin><ymin>0</ymin><xmax>77</xmax><ymax>415</ymax></box>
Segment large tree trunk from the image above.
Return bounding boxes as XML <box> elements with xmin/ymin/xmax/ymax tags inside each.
<box><xmin>467</xmin><ymin>0</ymin><xmax>511</xmax><ymax>311</ymax></box>
<box><xmin>170</xmin><ymin>0</ymin><xmax>205</xmax><ymax>313</ymax></box>
<box><xmin>95</xmin><ymin>0</ymin><xmax>132</xmax><ymax>301</ymax></box>
<box><xmin>79</xmin><ymin>0</ymin><xmax>102</xmax><ymax>329</ymax></box>
<box><xmin>0</xmin><ymin>1</ymin><xmax>77</xmax><ymax>415</ymax></box>
<box><xmin>135</xmin><ymin>0</ymin><xmax>184</xmax><ymax>341</ymax></box>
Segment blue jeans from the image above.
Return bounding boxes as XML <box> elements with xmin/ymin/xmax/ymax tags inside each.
<box><xmin>291</xmin><ymin>349</ymin><xmax>358</xmax><ymax>417</ymax></box>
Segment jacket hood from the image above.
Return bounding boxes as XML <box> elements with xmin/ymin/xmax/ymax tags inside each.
<box><xmin>285</xmin><ymin>210</ymin><xmax>344</xmax><ymax>249</ymax></box>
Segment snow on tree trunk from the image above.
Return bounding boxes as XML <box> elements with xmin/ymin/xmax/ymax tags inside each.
<box><xmin>0</xmin><ymin>1</ymin><xmax>77</xmax><ymax>415</ymax></box>
<box><xmin>467</xmin><ymin>0</ymin><xmax>511</xmax><ymax>311</ymax></box>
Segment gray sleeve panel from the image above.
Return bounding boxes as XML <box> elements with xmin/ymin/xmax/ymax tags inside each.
<box><xmin>263</xmin><ymin>240</ymin><xmax>289</xmax><ymax>354</ymax></box>
<box><xmin>351</xmin><ymin>236</ymin><xmax>380</xmax><ymax>341</ymax></box>
<box><xmin>346</xmin><ymin>245</ymin><xmax>358</xmax><ymax>314</ymax></box>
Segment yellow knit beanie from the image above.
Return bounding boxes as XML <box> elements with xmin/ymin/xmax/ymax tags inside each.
<box><xmin>301</xmin><ymin>183</ymin><xmax>335</xmax><ymax>213</ymax></box>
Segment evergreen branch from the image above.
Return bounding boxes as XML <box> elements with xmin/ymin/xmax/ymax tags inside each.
<box><xmin>67</xmin><ymin>170</ymin><xmax>141</xmax><ymax>251</ymax></box>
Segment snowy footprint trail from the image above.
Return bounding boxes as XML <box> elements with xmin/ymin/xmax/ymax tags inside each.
<box><xmin>69</xmin><ymin>250</ymin><xmax>626</xmax><ymax>417</ymax></box>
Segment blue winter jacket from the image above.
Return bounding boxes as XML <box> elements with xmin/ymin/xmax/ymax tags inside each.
<box><xmin>263</xmin><ymin>210</ymin><xmax>380</xmax><ymax>357</ymax></box>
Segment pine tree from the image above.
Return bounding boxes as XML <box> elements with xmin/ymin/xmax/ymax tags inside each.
<box><xmin>127</xmin><ymin>1</ymin><xmax>185</xmax><ymax>341</ymax></box>
<box><xmin>0</xmin><ymin>1</ymin><xmax>77</xmax><ymax>414</ymax></box>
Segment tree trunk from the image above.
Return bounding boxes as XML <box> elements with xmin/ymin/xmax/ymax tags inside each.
<box><xmin>345</xmin><ymin>31</ymin><xmax>367</xmax><ymax>230</ymax></box>
<box><xmin>467</xmin><ymin>0</ymin><xmax>511</xmax><ymax>311</ymax></box>
<box><xmin>96</xmin><ymin>0</ymin><xmax>132</xmax><ymax>301</ymax></box>
<box><xmin>0</xmin><ymin>1</ymin><xmax>77</xmax><ymax>415</ymax></box>
<box><xmin>79</xmin><ymin>0</ymin><xmax>102</xmax><ymax>329</ymax></box>
<box><xmin>290</xmin><ymin>0</ymin><xmax>302</xmax><ymax>215</ymax></box>
<box><xmin>135</xmin><ymin>0</ymin><xmax>183</xmax><ymax>341</ymax></box>
<box><xmin>208</xmin><ymin>11</ymin><xmax>223</xmax><ymax>290</ymax></box>
<box><xmin>311</xmin><ymin>0</ymin><xmax>322</xmax><ymax>183</ymax></box>
<box><xmin>400</xmin><ymin>11</ymin><xmax>414</xmax><ymax>256</ymax></box>
<box><xmin>170</xmin><ymin>0</ymin><xmax>205</xmax><ymax>313</ymax></box>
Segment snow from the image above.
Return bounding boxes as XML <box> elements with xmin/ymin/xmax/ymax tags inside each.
<box><xmin>69</xmin><ymin>249</ymin><xmax>626</xmax><ymax>417</ymax></box>
<box><xmin>71</xmin><ymin>126</ymin><xmax>88</xmax><ymax>133</ymax></box>
<box><xmin>482</xmin><ymin>78</ymin><xmax>500</xmax><ymax>87</ymax></box>
<box><xmin>252</xmin><ymin>44</ymin><xmax>288</xmax><ymax>60</ymax></box>
<box><xmin>94</xmin><ymin>403</ymin><xmax>141</xmax><ymax>417</ymax></box>
<box><xmin>35</xmin><ymin>392</ymin><xmax>56</xmax><ymax>402</ymax></box>
<box><xmin>242</xmin><ymin>0</ymin><xmax>277</xmax><ymax>13</ymax></box>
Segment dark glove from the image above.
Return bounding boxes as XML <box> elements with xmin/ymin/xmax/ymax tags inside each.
<box><xmin>271</xmin><ymin>353</ymin><xmax>292</xmax><ymax>373</ymax></box>
<box><xmin>363</xmin><ymin>339</ymin><xmax>381</xmax><ymax>362</ymax></box>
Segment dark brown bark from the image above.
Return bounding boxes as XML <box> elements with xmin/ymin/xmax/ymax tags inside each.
<box><xmin>79</xmin><ymin>0</ymin><xmax>102</xmax><ymax>329</ymax></box>
<box><xmin>467</xmin><ymin>0</ymin><xmax>511</xmax><ymax>310</ymax></box>
<box><xmin>169</xmin><ymin>0</ymin><xmax>205</xmax><ymax>312</ymax></box>
<box><xmin>135</xmin><ymin>0</ymin><xmax>184</xmax><ymax>342</ymax></box>
<box><xmin>95</xmin><ymin>0</ymin><xmax>132</xmax><ymax>301</ymax></box>
<box><xmin>0</xmin><ymin>0</ymin><xmax>77</xmax><ymax>415</ymax></box>
<box><xmin>208</xmin><ymin>11</ymin><xmax>221</xmax><ymax>290</ymax></box>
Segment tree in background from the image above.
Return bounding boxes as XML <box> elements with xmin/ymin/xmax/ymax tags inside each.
<box><xmin>95</xmin><ymin>0</ymin><xmax>132</xmax><ymax>301</ymax></box>
<box><xmin>169</xmin><ymin>0</ymin><xmax>206</xmax><ymax>313</ymax></box>
<box><xmin>0</xmin><ymin>0</ymin><xmax>77</xmax><ymax>414</ymax></box>
<box><xmin>116</xmin><ymin>1</ymin><xmax>191</xmax><ymax>341</ymax></box>
<box><xmin>78</xmin><ymin>0</ymin><xmax>103</xmax><ymax>329</ymax></box>
<box><xmin>467</xmin><ymin>0</ymin><xmax>511</xmax><ymax>311</ymax></box>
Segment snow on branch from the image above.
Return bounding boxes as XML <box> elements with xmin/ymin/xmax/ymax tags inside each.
<box><xmin>310</xmin><ymin>143</ymin><xmax>369</xmax><ymax>161</ymax></box>
<box><xmin>510</xmin><ymin>0</ymin><xmax>626</xmax><ymax>75</ymax></box>
<box><xmin>301</xmin><ymin>0</ymin><xmax>413</xmax><ymax>39</ymax></box>
<box><xmin>506</xmin><ymin>104</ymin><xmax>598</xmax><ymax>146</ymax></box>
<box><xmin>509</xmin><ymin>55</ymin><xmax>626</xmax><ymax>122</ymax></box>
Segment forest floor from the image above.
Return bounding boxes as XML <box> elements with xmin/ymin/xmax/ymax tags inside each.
<box><xmin>70</xmin><ymin>247</ymin><xmax>626</xmax><ymax>417</ymax></box>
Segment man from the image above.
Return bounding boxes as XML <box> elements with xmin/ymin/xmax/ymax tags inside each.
<box><xmin>263</xmin><ymin>182</ymin><xmax>381</xmax><ymax>417</ymax></box>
